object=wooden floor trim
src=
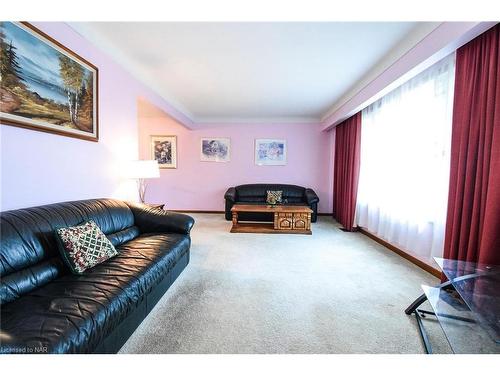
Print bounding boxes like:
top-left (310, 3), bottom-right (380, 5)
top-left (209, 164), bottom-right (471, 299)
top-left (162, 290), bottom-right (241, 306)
top-left (357, 227), bottom-right (441, 278)
top-left (170, 210), bottom-right (225, 214)
top-left (170, 210), bottom-right (333, 215)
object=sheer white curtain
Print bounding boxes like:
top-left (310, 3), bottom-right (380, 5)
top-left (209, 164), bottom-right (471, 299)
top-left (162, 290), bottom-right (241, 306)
top-left (355, 54), bottom-right (456, 266)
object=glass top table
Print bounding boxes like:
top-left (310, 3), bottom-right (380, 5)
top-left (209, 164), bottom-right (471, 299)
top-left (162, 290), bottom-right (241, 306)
top-left (407, 257), bottom-right (500, 354)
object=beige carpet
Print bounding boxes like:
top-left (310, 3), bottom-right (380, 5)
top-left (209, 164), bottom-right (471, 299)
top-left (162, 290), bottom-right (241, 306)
top-left (120, 214), bottom-right (451, 354)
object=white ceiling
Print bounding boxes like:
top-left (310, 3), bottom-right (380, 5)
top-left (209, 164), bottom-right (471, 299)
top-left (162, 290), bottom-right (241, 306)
top-left (70, 22), bottom-right (431, 124)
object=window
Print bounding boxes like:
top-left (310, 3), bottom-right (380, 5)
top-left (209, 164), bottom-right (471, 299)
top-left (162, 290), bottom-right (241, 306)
top-left (356, 54), bottom-right (455, 266)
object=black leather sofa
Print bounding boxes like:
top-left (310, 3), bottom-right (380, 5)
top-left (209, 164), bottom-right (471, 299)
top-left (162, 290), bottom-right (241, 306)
top-left (224, 184), bottom-right (320, 223)
top-left (0, 198), bottom-right (194, 354)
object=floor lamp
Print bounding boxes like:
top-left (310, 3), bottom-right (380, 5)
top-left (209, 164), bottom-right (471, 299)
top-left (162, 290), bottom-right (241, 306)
top-left (128, 160), bottom-right (160, 203)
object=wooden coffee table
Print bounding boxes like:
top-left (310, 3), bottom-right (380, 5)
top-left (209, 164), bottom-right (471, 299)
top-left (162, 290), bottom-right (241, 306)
top-left (230, 204), bottom-right (313, 235)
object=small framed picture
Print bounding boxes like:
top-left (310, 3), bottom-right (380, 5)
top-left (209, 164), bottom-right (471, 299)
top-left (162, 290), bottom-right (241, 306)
top-left (151, 135), bottom-right (177, 169)
top-left (200, 138), bottom-right (231, 162)
top-left (255, 139), bottom-right (287, 166)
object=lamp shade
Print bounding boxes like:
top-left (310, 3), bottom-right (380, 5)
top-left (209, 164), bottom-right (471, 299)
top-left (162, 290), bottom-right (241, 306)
top-left (127, 160), bottom-right (160, 179)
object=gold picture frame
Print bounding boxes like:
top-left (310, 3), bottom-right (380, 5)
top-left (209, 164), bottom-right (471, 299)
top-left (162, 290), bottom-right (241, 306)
top-left (151, 135), bottom-right (177, 169)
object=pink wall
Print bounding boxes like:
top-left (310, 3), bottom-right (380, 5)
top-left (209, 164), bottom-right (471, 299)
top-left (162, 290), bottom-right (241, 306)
top-left (138, 100), bottom-right (334, 213)
top-left (0, 22), bottom-right (178, 211)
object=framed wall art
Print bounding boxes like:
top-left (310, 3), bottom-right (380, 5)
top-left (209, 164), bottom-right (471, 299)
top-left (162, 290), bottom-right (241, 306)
top-left (151, 135), bottom-right (177, 169)
top-left (200, 137), bottom-right (230, 162)
top-left (255, 139), bottom-right (287, 166)
top-left (0, 22), bottom-right (98, 141)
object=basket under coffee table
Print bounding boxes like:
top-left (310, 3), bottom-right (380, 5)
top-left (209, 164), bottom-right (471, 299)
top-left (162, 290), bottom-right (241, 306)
top-left (230, 204), bottom-right (313, 234)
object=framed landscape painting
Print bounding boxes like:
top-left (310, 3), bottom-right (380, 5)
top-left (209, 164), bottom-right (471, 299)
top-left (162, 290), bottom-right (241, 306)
top-left (255, 139), bottom-right (287, 166)
top-left (0, 22), bottom-right (98, 141)
top-left (151, 135), bottom-right (177, 169)
top-left (200, 137), bottom-right (230, 162)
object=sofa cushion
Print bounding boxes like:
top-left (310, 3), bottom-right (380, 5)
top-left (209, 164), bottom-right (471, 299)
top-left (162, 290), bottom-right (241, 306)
top-left (0, 233), bottom-right (190, 354)
top-left (238, 196), bottom-right (266, 203)
top-left (56, 220), bottom-right (118, 274)
top-left (236, 184), bottom-right (305, 200)
top-left (0, 199), bottom-right (137, 305)
top-left (266, 190), bottom-right (283, 204)
top-left (284, 197), bottom-right (304, 204)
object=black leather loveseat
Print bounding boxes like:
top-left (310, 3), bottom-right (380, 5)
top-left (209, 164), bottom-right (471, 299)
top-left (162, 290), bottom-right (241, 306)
top-left (0, 198), bottom-right (194, 354)
top-left (224, 184), bottom-right (320, 223)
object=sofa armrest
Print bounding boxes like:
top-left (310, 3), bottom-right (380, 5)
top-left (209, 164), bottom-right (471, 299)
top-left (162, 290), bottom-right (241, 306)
top-left (126, 202), bottom-right (195, 235)
top-left (304, 188), bottom-right (320, 205)
top-left (224, 187), bottom-right (237, 202)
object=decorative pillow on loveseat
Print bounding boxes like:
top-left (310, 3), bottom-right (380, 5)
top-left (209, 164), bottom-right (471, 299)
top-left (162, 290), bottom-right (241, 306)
top-left (55, 220), bottom-right (118, 274)
top-left (266, 190), bottom-right (283, 205)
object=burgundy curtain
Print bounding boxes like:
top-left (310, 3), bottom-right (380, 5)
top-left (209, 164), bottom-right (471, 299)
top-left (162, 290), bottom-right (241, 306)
top-left (332, 112), bottom-right (362, 231)
top-left (443, 24), bottom-right (500, 265)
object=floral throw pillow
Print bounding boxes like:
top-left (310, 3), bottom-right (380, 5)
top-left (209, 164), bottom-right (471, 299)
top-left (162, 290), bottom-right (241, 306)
top-left (55, 220), bottom-right (118, 274)
top-left (266, 190), bottom-right (283, 205)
